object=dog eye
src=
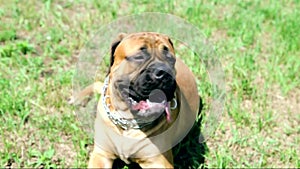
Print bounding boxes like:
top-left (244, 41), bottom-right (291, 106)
top-left (162, 46), bottom-right (171, 57)
top-left (163, 46), bottom-right (169, 52)
top-left (161, 45), bottom-right (175, 64)
top-left (126, 55), bottom-right (145, 62)
top-left (140, 46), bottom-right (147, 51)
top-left (134, 55), bottom-right (144, 61)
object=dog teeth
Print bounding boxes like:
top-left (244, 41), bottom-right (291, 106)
top-left (146, 99), bottom-right (165, 104)
top-left (129, 97), bottom-right (137, 105)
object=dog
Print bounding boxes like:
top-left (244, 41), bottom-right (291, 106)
top-left (71, 32), bottom-right (200, 168)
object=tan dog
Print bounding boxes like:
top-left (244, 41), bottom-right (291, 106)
top-left (73, 32), bottom-right (199, 168)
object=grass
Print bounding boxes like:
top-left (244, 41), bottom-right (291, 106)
top-left (1, 0), bottom-right (299, 168)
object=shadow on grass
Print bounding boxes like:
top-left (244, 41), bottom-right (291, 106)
top-left (112, 98), bottom-right (207, 169)
top-left (172, 97), bottom-right (207, 169)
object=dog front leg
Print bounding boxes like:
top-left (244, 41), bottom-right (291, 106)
top-left (136, 150), bottom-right (174, 168)
top-left (88, 149), bottom-right (114, 168)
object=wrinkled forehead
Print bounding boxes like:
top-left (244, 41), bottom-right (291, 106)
top-left (115, 32), bottom-right (175, 56)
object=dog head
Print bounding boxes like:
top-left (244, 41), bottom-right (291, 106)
top-left (107, 32), bottom-right (177, 119)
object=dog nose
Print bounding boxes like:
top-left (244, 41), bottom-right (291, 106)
top-left (148, 63), bottom-right (174, 80)
top-left (153, 69), bottom-right (165, 79)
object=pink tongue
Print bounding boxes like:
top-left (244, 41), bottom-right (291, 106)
top-left (132, 101), bottom-right (171, 123)
top-left (165, 103), bottom-right (171, 122)
top-left (132, 101), bottom-right (149, 110)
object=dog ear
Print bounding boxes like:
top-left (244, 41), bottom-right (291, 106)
top-left (107, 33), bottom-right (127, 75)
top-left (168, 37), bottom-right (174, 48)
top-left (167, 37), bottom-right (175, 53)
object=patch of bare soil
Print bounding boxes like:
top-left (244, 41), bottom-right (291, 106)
top-left (53, 134), bottom-right (77, 167)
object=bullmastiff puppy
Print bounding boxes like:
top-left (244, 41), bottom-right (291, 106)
top-left (72, 32), bottom-right (199, 168)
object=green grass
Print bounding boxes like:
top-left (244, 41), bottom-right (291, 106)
top-left (1, 0), bottom-right (299, 168)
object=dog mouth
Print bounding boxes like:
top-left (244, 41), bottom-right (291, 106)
top-left (124, 88), bottom-right (173, 122)
top-left (118, 79), bottom-right (176, 123)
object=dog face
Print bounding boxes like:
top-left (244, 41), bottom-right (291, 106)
top-left (108, 32), bottom-right (177, 117)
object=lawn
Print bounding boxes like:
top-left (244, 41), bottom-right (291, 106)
top-left (0, 0), bottom-right (299, 168)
